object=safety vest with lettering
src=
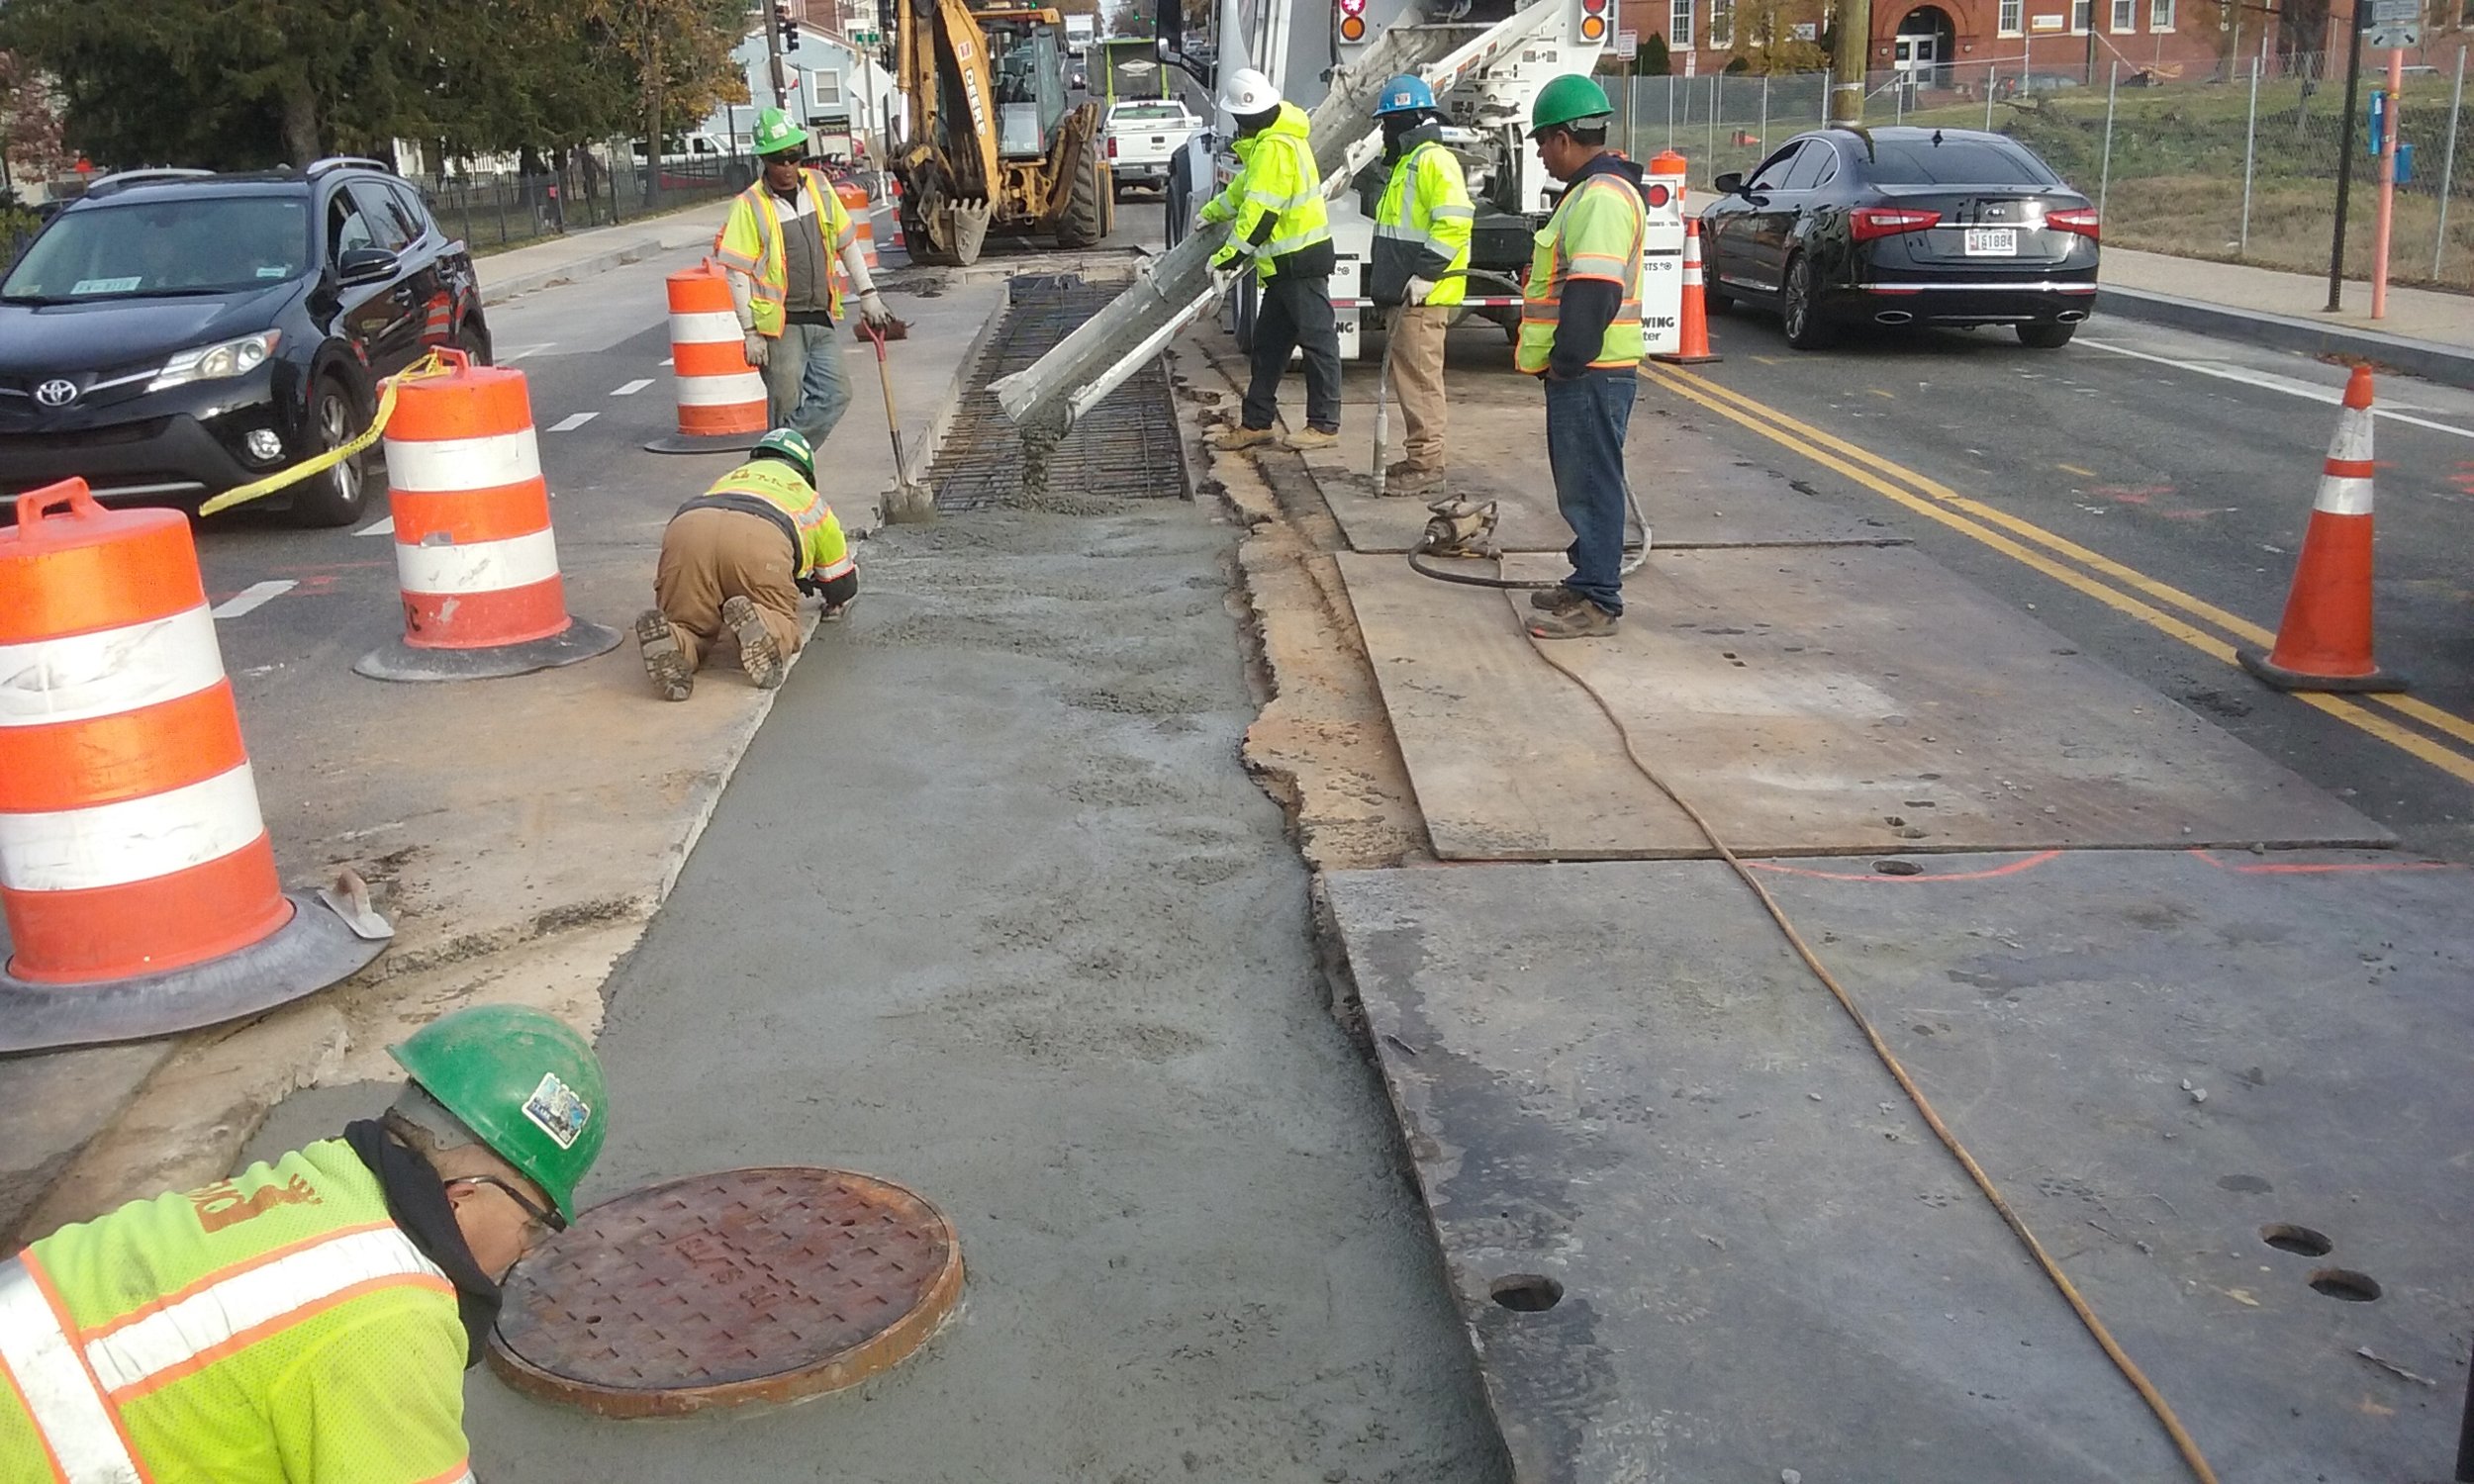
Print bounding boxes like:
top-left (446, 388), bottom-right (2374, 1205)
top-left (1198, 103), bottom-right (1332, 282)
top-left (715, 170), bottom-right (855, 335)
top-left (1371, 139), bottom-right (1474, 308)
top-left (684, 457), bottom-right (853, 583)
top-left (1516, 169), bottom-right (1649, 375)
top-left (0, 1141), bottom-right (472, 1484)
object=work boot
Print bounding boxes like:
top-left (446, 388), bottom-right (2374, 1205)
top-left (635, 609), bottom-right (693, 702)
top-left (1529, 584), bottom-right (1590, 613)
top-left (1383, 460), bottom-right (1443, 497)
top-left (1527, 601), bottom-right (1619, 640)
top-left (1285, 426), bottom-right (1340, 451)
top-left (723, 596), bottom-right (787, 690)
top-left (1212, 424), bottom-right (1277, 451)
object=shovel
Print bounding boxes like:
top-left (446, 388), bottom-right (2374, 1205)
top-left (864, 322), bottom-right (936, 524)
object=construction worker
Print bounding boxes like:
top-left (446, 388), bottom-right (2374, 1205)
top-left (1201, 67), bottom-right (1341, 453)
top-left (1367, 74), bottom-right (1474, 498)
top-left (1518, 74), bottom-right (1648, 641)
top-left (717, 108), bottom-right (898, 447)
top-left (0, 1005), bottom-right (606, 1484)
top-left (637, 426), bottom-right (857, 700)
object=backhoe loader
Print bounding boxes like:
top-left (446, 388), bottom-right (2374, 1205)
top-left (890, 0), bottom-right (1116, 263)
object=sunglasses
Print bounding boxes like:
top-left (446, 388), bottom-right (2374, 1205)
top-left (451, 1175), bottom-right (567, 1235)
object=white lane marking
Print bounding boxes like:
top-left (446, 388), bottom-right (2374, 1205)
top-left (613, 379), bottom-right (654, 397)
top-left (356, 515), bottom-right (395, 537)
top-left (499, 343), bottom-right (556, 361)
top-left (2077, 337), bottom-right (2474, 442)
top-left (548, 412), bottom-right (599, 432)
top-left (661, 357), bottom-right (675, 367)
top-left (210, 581), bottom-right (296, 619)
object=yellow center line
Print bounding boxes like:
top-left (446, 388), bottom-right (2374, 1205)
top-left (1642, 364), bottom-right (2474, 789)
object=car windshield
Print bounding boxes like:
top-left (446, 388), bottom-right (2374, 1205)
top-left (1111, 104), bottom-right (1189, 124)
top-left (1865, 139), bottom-right (2057, 186)
top-left (1, 195), bottom-right (312, 302)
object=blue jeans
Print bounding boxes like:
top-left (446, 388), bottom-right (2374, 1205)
top-left (762, 319), bottom-right (852, 447)
top-left (1546, 370), bottom-right (1639, 614)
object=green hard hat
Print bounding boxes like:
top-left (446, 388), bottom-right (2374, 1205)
top-left (1530, 74), bottom-right (1614, 138)
top-left (388, 1005), bottom-right (608, 1224)
top-left (752, 108), bottom-right (809, 158)
top-left (753, 426), bottom-right (815, 483)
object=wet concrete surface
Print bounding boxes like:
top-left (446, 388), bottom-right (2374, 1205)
top-left (264, 493), bottom-right (1508, 1480)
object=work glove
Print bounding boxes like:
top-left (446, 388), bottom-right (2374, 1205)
top-left (1405, 275), bottom-right (1438, 306)
top-left (742, 330), bottom-right (769, 368)
top-left (859, 290), bottom-right (895, 329)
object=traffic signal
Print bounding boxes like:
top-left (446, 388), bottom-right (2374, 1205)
top-left (777, 1), bottom-right (801, 50)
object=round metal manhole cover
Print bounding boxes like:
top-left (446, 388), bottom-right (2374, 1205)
top-left (488, 1165), bottom-right (963, 1417)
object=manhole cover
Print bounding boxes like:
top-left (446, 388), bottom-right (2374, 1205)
top-left (488, 1165), bottom-right (963, 1417)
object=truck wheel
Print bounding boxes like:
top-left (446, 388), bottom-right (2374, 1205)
top-left (1057, 136), bottom-right (1105, 248)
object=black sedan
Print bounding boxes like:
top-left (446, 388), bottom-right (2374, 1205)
top-left (1699, 126), bottom-right (2099, 350)
top-left (0, 159), bottom-right (490, 526)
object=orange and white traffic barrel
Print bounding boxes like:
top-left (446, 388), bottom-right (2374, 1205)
top-left (0, 479), bottom-right (387, 1051)
top-left (645, 263), bottom-right (769, 456)
top-left (838, 183), bottom-right (879, 273)
top-left (356, 349), bottom-right (620, 682)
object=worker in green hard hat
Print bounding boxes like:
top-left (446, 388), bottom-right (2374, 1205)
top-left (1518, 74), bottom-right (1650, 641)
top-left (0, 1004), bottom-right (607, 1484)
top-left (716, 107), bottom-right (898, 447)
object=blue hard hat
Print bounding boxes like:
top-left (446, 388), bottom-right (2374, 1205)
top-left (1375, 74), bottom-right (1437, 117)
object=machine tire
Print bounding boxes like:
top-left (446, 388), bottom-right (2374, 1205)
top-left (286, 375), bottom-right (372, 528)
top-left (2017, 321), bottom-right (2076, 349)
top-left (456, 321), bottom-right (494, 366)
top-left (1057, 135), bottom-right (1106, 248)
top-left (1780, 253), bottom-right (1833, 350)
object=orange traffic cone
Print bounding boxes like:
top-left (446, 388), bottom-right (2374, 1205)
top-left (1654, 218), bottom-right (1721, 366)
top-left (2236, 364), bottom-right (2408, 693)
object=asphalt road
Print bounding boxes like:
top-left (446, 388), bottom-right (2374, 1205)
top-left (1651, 304), bottom-right (2474, 862)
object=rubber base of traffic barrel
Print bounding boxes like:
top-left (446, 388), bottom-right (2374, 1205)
top-left (2236, 646), bottom-right (2411, 694)
top-left (642, 432), bottom-right (766, 456)
top-left (0, 891), bottom-right (390, 1053)
top-left (354, 618), bottom-right (623, 684)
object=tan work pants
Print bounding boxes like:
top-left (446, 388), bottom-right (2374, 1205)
top-left (653, 507), bottom-right (806, 672)
top-left (1389, 304), bottom-right (1451, 474)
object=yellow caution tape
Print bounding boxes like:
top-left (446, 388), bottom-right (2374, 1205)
top-left (197, 349), bottom-right (463, 518)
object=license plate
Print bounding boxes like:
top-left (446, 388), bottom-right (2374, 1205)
top-left (1964, 228), bottom-right (2019, 256)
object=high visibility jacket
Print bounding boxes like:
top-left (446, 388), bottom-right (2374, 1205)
top-left (1198, 103), bottom-right (1333, 282)
top-left (716, 170), bottom-right (855, 335)
top-left (0, 1142), bottom-right (471, 1484)
top-left (1516, 159), bottom-right (1649, 376)
top-left (1370, 132), bottom-right (1474, 308)
top-left (685, 458), bottom-right (853, 583)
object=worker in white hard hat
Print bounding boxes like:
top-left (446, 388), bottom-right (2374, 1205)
top-left (1200, 67), bottom-right (1342, 454)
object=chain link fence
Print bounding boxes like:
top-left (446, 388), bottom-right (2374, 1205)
top-left (1616, 72), bottom-right (1834, 184)
top-left (409, 139), bottom-right (750, 256)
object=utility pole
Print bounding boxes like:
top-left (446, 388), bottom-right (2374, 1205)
top-left (769, 0), bottom-right (791, 107)
top-left (2327, 0), bottom-right (2366, 312)
top-left (1829, 0), bottom-right (1870, 126)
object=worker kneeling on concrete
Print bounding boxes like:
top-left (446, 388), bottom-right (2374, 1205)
top-left (639, 427), bottom-right (856, 699)
top-left (1520, 75), bottom-right (1649, 641)
top-left (0, 1005), bottom-right (605, 1484)
top-left (1367, 73), bottom-right (1475, 497)
top-left (1202, 68), bottom-right (1342, 453)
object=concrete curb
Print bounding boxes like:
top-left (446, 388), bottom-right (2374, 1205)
top-left (481, 239), bottom-right (671, 307)
top-left (2095, 284), bottom-right (2474, 392)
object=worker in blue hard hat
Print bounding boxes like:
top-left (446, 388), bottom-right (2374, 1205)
top-left (1367, 73), bottom-right (1475, 498)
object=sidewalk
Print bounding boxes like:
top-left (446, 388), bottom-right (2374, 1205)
top-left (475, 198), bottom-right (733, 307)
top-left (2097, 244), bottom-right (2474, 387)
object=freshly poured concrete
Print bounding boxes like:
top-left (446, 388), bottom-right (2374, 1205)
top-left (1337, 546), bottom-right (2390, 859)
top-left (1328, 849), bottom-right (2474, 1484)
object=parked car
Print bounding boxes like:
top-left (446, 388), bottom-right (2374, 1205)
top-left (1103, 99), bottom-right (1204, 198)
top-left (1698, 126), bottom-right (2099, 350)
top-left (0, 158), bottom-right (488, 525)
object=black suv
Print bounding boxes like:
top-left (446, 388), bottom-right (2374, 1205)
top-left (0, 158), bottom-right (490, 526)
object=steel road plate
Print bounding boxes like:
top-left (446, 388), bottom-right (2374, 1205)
top-left (488, 1165), bottom-right (963, 1417)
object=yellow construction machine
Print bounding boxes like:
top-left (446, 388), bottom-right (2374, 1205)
top-left (890, 0), bottom-right (1114, 263)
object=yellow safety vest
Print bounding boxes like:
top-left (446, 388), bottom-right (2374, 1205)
top-left (1375, 140), bottom-right (1474, 307)
top-left (1198, 103), bottom-right (1332, 282)
top-left (693, 457), bottom-right (854, 582)
top-left (0, 1142), bottom-right (472, 1484)
top-left (715, 170), bottom-right (855, 335)
top-left (1516, 170), bottom-right (1648, 375)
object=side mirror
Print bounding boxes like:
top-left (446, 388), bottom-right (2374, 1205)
top-left (1712, 171), bottom-right (1745, 195)
top-left (1155, 0), bottom-right (1183, 52)
top-left (336, 246), bottom-right (399, 287)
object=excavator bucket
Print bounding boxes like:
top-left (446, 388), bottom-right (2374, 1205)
top-left (942, 201), bottom-right (994, 266)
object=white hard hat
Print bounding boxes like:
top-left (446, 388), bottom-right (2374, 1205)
top-left (1218, 67), bottom-right (1280, 117)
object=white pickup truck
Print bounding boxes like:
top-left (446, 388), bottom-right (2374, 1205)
top-left (1102, 100), bottom-right (1202, 199)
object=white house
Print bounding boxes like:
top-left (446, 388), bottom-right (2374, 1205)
top-left (707, 24), bottom-right (904, 168)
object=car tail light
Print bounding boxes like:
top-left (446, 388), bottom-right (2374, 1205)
top-left (1106, 136), bottom-right (1118, 158)
top-left (2048, 207), bottom-right (2101, 241)
top-left (1850, 207), bottom-right (1941, 242)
